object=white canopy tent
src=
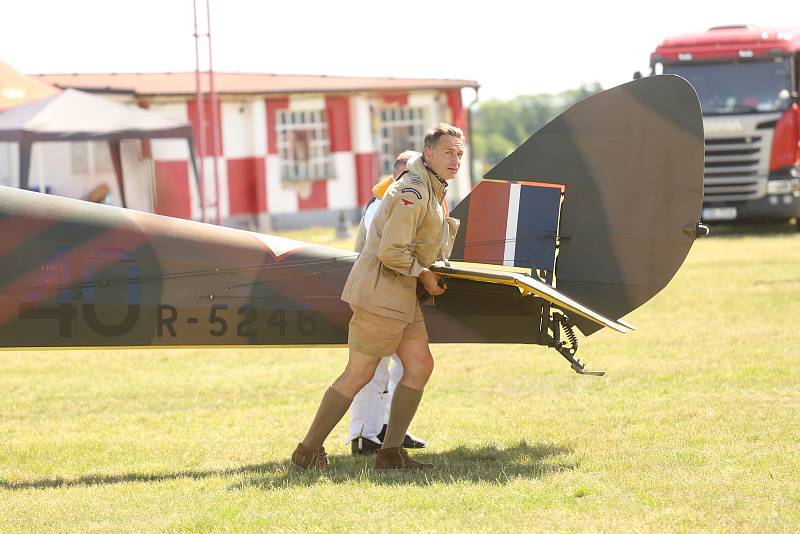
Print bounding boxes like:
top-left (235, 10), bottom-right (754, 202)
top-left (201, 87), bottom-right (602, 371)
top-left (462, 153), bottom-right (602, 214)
top-left (0, 88), bottom-right (200, 212)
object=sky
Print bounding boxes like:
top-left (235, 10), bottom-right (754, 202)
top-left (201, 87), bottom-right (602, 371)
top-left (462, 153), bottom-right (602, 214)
top-left (1, 0), bottom-right (797, 101)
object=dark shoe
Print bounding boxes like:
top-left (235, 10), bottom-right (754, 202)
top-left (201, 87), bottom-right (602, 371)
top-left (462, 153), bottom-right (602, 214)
top-left (402, 431), bottom-right (427, 449)
top-left (291, 443), bottom-right (329, 470)
top-left (350, 436), bottom-right (382, 455)
top-left (377, 424), bottom-right (427, 449)
top-left (375, 446), bottom-right (433, 470)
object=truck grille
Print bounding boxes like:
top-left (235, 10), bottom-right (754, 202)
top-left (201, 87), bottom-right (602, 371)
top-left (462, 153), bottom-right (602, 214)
top-left (703, 136), bottom-right (765, 202)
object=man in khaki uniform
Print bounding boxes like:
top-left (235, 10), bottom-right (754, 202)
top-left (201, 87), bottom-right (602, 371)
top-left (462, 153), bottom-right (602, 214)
top-left (347, 151), bottom-right (428, 455)
top-left (292, 123), bottom-right (464, 470)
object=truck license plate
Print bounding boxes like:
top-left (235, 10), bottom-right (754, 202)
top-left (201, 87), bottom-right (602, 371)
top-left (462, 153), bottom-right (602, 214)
top-left (702, 207), bottom-right (737, 221)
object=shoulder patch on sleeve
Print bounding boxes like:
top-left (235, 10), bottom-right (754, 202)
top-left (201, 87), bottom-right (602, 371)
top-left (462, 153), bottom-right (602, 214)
top-left (401, 187), bottom-right (423, 200)
top-left (410, 176), bottom-right (423, 186)
top-left (401, 198), bottom-right (415, 206)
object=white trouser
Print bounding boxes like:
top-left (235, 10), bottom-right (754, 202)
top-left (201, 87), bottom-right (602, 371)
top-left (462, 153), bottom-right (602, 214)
top-left (345, 353), bottom-right (404, 443)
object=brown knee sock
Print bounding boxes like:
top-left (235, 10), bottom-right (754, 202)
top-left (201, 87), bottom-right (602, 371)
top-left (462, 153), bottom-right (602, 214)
top-left (301, 386), bottom-right (353, 450)
top-left (382, 384), bottom-right (424, 449)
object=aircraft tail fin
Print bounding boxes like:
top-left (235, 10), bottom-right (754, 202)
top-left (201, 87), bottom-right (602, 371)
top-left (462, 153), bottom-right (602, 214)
top-left (450, 75), bottom-right (704, 335)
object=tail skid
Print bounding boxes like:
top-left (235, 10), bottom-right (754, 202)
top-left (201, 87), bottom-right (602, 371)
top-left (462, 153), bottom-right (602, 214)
top-left (543, 311), bottom-right (605, 376)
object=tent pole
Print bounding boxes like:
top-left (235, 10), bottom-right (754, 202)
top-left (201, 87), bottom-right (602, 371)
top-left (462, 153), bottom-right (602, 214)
top-left (109, 141), bottom-right (127, 207)
top-left (35, 143), bottom-right (46, 194)
top-left (18, 140), bottom-right (31, 191)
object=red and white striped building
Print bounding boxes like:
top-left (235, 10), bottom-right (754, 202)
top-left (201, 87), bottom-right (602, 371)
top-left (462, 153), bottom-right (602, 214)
top-left (33, 72), bottom-right (479, 230)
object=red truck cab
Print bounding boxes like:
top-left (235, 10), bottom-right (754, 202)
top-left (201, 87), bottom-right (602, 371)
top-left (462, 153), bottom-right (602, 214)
top-left (651, 25), bottom-right (800, 227)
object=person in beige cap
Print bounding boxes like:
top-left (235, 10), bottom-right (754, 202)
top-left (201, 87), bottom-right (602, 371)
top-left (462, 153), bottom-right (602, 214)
top-left (292, 123), bottom-right (463, 470)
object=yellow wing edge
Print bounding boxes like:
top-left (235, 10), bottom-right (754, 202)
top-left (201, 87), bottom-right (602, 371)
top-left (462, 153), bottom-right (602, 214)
top-left (430, 262), bottom-right (632, 334)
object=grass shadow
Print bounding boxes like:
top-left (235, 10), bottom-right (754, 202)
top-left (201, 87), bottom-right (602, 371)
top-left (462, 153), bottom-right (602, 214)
top-left (0, 462), bottom-right (274, 491)
top-left (238, 440), bottom-right (576, 489)
top-left (0, 441), bottom-right (574, 491)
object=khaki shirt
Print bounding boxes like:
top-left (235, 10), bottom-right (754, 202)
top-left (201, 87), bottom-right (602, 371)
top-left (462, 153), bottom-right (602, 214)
top-left (342, 155), bottom-right (459, 322)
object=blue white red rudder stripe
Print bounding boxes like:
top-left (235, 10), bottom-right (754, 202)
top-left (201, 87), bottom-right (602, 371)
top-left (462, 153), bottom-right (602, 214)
top-left (449, 180), bottom-right (564, 276)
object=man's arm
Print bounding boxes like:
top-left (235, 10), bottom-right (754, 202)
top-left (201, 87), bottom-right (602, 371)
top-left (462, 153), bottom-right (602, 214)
top-left (378, 186), bottom-right (426, 277)
top-left (377, 184), bottom-right (446, 296)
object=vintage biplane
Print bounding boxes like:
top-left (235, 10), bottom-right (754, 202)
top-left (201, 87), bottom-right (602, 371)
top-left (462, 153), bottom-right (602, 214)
top-left (0, 75), bottom-right (706, 375)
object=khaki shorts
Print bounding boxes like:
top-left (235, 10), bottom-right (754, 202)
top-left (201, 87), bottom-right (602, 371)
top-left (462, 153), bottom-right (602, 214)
top-left (348, 304), bottom-right (428, 358)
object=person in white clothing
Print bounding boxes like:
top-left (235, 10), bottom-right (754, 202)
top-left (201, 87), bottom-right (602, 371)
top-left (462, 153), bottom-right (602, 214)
top-left (346, 150), bottom-right (428, 454)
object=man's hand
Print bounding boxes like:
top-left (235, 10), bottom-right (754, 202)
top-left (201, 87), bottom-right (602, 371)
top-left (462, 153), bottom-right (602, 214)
top-left (419, 269), bottom-right (447, 296)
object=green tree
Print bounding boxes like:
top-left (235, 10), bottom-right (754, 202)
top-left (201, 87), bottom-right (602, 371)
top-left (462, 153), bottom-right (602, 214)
top-left (471, 82), bottom-right (603, 177)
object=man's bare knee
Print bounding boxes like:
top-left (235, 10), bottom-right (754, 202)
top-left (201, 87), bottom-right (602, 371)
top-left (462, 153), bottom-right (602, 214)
top-left (408, 355), bottom-right (433, 380)
top-left (395, 341), bottom-right (435, 387)
top-left (332, 350), bottom-right (380, 397)
top-left (423, 356), bottom-right (434, 377)
top-left (399, 354), bottom-right (433, 386)
top-left (334, 369), bottom-right (373, 398)
top-left (351, 364), bottom-right (379, 387)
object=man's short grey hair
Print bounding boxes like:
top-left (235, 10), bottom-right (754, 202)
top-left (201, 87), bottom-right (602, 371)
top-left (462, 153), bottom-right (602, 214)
top-left (423, 123), bottom-right (464, 149)
top-left (393, 150), bottom-right (420, 175)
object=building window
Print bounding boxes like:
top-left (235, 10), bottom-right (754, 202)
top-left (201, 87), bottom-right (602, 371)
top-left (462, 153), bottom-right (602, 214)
top-left (71, 141), bottom-right (114, 176)
top-left (378, 107), bottom-right (426, 175)
top-left (276, 109), bottom-right (333, 182)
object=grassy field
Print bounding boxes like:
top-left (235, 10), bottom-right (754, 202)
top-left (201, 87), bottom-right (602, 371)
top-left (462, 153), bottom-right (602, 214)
top-left (1, 225), bottom-right (800, 532)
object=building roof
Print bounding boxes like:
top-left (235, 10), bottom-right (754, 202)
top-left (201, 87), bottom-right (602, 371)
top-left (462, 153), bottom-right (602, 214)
top-left (32, 71), bottom-right (480, 97)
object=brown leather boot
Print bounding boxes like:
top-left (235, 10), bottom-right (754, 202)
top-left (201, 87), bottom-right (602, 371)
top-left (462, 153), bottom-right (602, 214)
top-left (291, 443), bottom-right (329, 470)
top-left (375, 446), bottom-right (433, 470)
